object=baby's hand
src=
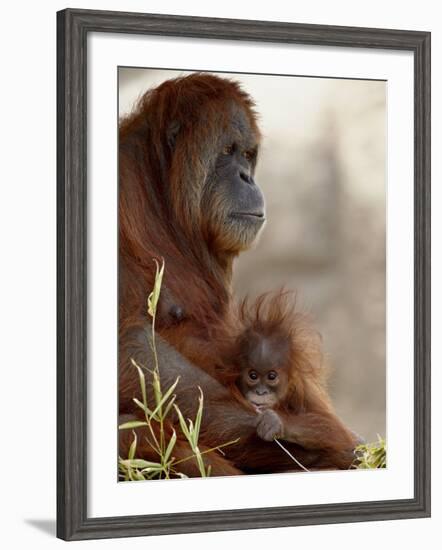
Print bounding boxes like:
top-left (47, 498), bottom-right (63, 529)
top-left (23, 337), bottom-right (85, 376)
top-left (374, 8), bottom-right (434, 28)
top-left (252, 403), bottom-right (268, 413)
top-left (256, 409), bottom-right (284, 441)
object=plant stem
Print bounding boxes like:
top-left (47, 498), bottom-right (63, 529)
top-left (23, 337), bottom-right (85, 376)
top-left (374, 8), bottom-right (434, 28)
top-left (173, 438), bottom-right (241, 467)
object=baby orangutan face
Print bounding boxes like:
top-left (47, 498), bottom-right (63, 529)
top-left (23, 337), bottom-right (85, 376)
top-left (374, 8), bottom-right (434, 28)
top-left (237, 332), bottom-right (290, 411)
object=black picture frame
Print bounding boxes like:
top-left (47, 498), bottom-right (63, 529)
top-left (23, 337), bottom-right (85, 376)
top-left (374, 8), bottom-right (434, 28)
top-left (57, 8), bottom-right (431, 541)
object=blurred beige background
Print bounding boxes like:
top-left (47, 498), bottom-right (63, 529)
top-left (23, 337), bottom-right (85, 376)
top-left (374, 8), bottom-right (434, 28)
top-left (119, 68), bottom-right (386, 443)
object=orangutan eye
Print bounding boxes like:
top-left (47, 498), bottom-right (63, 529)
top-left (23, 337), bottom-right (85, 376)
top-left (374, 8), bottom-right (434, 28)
top-left (243, 150), bottom-right (253, 161)
top-left (248, 370), bottom-right (258, 380)
top-left (223, 144), bottom-right (235, 155)
top-left (267, 371), bottom-right (278, 381)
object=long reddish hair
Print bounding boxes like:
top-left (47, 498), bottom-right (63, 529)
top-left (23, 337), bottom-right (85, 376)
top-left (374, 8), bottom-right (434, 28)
top-left (119, 73), bottom-right (261, 360)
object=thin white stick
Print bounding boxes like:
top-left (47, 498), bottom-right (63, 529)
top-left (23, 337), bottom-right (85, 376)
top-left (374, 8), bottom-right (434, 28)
top-left (274, 438), bottom-right (310, 472)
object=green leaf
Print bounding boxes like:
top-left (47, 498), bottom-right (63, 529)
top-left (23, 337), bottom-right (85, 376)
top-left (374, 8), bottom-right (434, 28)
top-left (118, 420), bottom-right (148, 430)
top-left (195, 447), bottom-right (206, 477)
top-left (149, 377), bottom-right (180, 421)
top-left (120, 459), bottom-right (162, 469)
top-left (147, 258), bottom-right (165, 318)
top-left (194, 387), bottom-right (204, 442)
top-left (162, 394), bottom-right (177, 419)
top-left (151, 369), bottom-right (162, 408)
top-left (164, 429), bottom-right (177, 464)
top-left (128, 431), bottom-right (137, 460)
top-left (141, 465), bottom-right (163, 473)
top-left (174, 404), bottom-right (190, 439)
top-left (133, 397), bottom-right (156, 419)
top-left (131, 359), bottom-right (148, 411)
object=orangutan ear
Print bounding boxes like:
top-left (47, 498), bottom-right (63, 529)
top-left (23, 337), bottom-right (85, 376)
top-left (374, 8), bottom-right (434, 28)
top-left (167, 120), bottom-right (181, 149)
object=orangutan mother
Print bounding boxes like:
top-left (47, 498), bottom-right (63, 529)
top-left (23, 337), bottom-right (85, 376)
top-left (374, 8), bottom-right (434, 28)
top-left (118, 73), bottom-right (358, 476)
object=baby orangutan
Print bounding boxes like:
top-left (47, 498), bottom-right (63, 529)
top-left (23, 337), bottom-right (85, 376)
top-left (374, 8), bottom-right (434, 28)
top-left (221, 291), bottom-right (357, 454)
top-left (231, 292), bottom-right (311, 443)
top-left (235, 329), bottom-right (293, 442)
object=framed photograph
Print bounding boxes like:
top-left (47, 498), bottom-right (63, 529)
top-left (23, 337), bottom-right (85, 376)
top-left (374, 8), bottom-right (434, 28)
top-left (57, 8), bottom-right (431, 541)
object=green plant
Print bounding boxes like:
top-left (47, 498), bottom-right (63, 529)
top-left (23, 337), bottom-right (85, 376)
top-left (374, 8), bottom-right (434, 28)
top-left (118, 259), bottom-right (386, 479)
top-left (118, 259), bottom-right (239, 481)
top-left (352, 435), bottom-right (386, 469)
